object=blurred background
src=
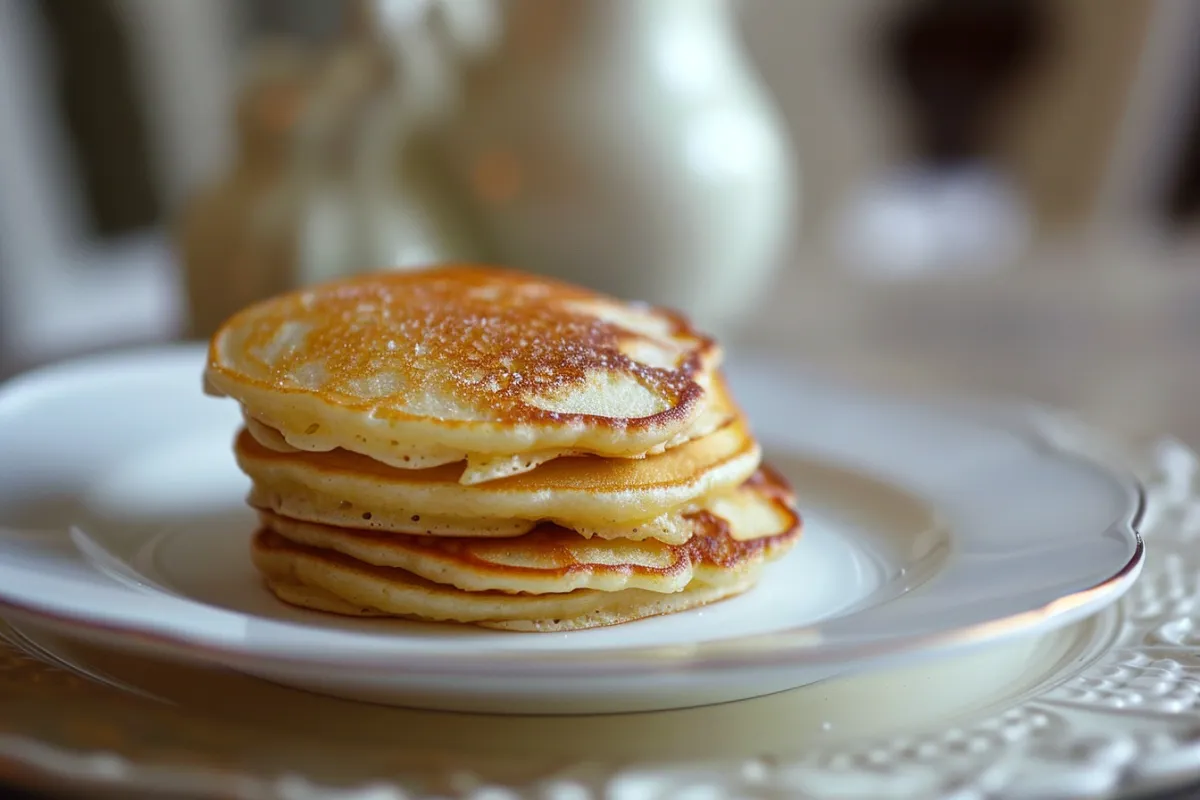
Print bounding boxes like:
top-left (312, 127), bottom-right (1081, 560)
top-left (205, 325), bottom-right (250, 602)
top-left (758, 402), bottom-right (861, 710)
top-left (2, 0), bottom-right (1200, 444)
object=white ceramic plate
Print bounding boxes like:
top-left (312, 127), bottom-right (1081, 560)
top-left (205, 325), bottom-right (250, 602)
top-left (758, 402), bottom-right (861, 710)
top-left (0, 346), bottom-right (1143, 713)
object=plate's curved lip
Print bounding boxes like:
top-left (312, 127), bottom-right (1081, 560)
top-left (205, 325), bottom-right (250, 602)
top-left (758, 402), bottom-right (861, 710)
top-left (0, 345), bottom-right (1147, 678)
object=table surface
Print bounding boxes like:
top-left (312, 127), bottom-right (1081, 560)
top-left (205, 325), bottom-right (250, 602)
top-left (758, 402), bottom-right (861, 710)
top-left (737, 232), bottom-right (1200, 450)
top-left (4, 231), bottom-right (1200, 799)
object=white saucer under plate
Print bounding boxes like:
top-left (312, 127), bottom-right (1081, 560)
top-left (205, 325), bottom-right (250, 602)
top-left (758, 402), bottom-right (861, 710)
top-left (0, 345), bottom-right (1143, 714)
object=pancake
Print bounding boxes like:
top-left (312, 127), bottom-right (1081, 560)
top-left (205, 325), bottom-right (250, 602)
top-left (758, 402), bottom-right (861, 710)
top-left (235, 416), bottom-right (762, 540)
top-left (240, 368), bottom-right (738, 485)
top-left (207, 265), bottom-right (802, 632)
top-left (256, 468), bottom-right (800, 594)
top-left (205, 265), bottom-right (721, 480)
top-left (247, 480), bottom-right (696, 542)
top-left (252, 529), bottom-right (782, 632)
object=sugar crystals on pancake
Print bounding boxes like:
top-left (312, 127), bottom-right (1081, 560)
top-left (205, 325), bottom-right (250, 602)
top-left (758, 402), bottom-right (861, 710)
top-left (205, 265), bottom-right (722, 483)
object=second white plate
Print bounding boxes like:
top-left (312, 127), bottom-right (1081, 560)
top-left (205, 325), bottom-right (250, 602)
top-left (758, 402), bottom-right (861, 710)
top-left (0, 346), bottom-right (1143, 713)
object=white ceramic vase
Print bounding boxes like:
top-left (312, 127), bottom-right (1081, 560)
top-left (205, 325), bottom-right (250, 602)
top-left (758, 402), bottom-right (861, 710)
top-left (437, 0), bottom-right (797, 331)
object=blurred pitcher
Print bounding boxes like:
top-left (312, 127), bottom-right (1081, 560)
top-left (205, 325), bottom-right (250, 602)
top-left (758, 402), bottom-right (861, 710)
top-left (436, 0), bottom-right (798, 332)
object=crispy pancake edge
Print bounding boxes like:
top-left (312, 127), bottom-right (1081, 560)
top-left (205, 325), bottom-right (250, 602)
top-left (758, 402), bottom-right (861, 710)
top-left (255, 466), bottom-right (802, 594)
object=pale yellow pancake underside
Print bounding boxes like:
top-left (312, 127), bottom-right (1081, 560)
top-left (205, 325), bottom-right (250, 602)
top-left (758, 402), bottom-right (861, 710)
top-left (236, 419), bottom-right (762, 539)
top-left (253, 531), bottom-right (768, 633)
top-left (256, 474), bottom-right (799, 594)
top-left (239, 368), bottom-right (735, 484)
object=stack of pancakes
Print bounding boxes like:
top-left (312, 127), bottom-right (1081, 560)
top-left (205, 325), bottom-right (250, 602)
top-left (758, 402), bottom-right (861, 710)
top-left (204, 265), bottom-right (801, 631)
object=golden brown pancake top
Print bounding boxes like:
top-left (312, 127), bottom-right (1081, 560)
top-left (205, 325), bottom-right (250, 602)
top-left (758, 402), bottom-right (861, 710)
top-left (207, 265), bottom-right (716, 428)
